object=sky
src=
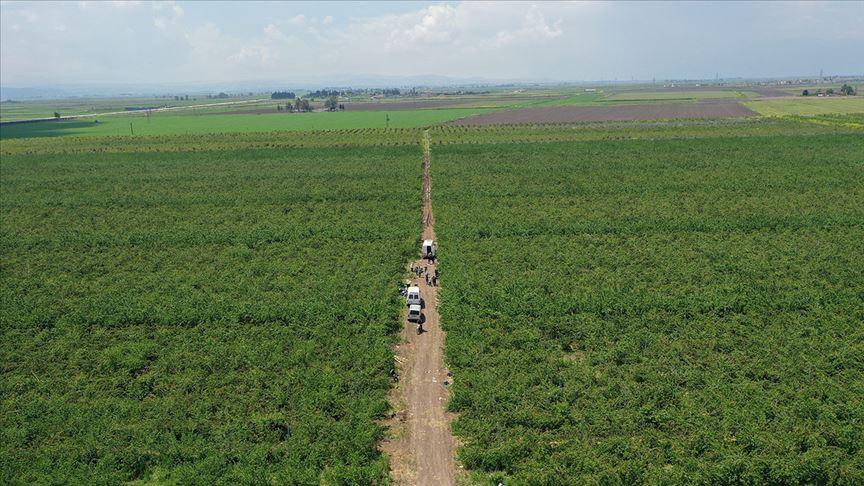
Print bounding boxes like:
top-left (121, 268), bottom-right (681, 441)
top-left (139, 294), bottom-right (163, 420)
top-left (1, 0), bottom-right (863, 87)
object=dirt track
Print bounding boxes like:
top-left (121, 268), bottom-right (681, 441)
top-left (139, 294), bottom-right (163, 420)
top-left (451, 101), bottom-right (757, 125)
top-left (381, 131), bottom-right (456, 486)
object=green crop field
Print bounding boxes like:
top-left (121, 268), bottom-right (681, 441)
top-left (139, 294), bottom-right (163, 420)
top-left (0, 108), bottom-right (496, 139)
top-left (745, 97), bottom-right (864, 116)
top-left (516, 92), bottom-right (605, 108)
top-left (433, 131), bottom-right (864, 484)
top-left (0, 96), bottom-right (265, 122)
top-left (0, 133), bottom-right (423, 483)
top-left (429, 117), bottom-right (861, 145)
top-left (780, 85), bottom-right (864, 96)
top-left (604, 90), bottom-right (756, 102)
top-left (2, 116), bottom-right (863, 485)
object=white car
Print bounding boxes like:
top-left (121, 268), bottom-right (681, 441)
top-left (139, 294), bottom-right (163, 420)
top-left (407, 304), bottom-right (422, 322)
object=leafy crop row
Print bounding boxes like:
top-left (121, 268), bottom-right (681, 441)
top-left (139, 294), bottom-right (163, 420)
top-left (0, 141), bottom-right (422, 483)
top-left (434, 134), bottom-right (864, 484)
top-left (0, 127), bottom-right (424, 156)
top-left (428, 117), bottom-right (861, 146)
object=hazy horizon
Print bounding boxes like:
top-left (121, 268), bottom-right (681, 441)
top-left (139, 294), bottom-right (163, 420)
top-left (2, 0), bottom-right (863, 89)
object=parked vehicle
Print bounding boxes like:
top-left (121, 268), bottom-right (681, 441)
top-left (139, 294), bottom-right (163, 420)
top-left (406, 285), bottom-right (421, 306)
top-left (407, 304), bottom-right (422, 322)
top-left (422, 239), bottom-right (436, 259)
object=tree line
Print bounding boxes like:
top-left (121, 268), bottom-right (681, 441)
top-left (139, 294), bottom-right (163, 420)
top-left (802, 84), bottom-right (856, 96)
top-left (307, 88), bottom-right (403, 98)
top-left (274, 96), bottom-right (345, 113)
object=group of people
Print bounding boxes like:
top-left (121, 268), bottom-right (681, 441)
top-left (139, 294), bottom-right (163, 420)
top-left (411, 264), bottom-right (439, 287)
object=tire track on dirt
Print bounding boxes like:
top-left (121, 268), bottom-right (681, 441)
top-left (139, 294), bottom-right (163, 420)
top-left (381, 130), bottom-right (456, 485)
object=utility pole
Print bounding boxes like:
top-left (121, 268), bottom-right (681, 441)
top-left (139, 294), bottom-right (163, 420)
top-left (385, 113), bottom-right (390, 129)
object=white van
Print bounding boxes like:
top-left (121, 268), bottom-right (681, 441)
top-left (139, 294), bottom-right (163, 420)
top-left (407, 304), bottom-right (422, 322)
top-left (422, 239), bottom-right (436, 259)
top-left (406, 286), bottom-right (421, 306)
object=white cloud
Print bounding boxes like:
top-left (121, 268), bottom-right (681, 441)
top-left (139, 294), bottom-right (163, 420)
top-left (485, 7), bottom-right (562, 48)
top-left (263, 23), bottom-right (287, 41)
top-left (393, 4), bottom-right (456, 45)
top-left (288, 14), bottom-right (306, 26)
top-left (79, 0), bottom-right (141, 9)
top-left (153, 1), bottom-right (184, 30)
top-left (3, 1), bottom-right (863, 86)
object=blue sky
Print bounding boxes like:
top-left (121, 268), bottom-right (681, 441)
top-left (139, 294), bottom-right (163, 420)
top-left (1, 1), bottom-right (862, 86)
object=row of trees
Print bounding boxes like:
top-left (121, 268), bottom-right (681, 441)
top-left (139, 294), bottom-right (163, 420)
top-left (307, 87), bottom-right (403, 98)
top-left (271, 91), bottom-right (297, 99)
top-left (324, 96), bottom-right (345, 111)
top-left (274, 96), bottom-right (346, 113)
top-left (276, 98), bottom-right (312, 112)
top-left (802, 84), bottom-right (856, 96)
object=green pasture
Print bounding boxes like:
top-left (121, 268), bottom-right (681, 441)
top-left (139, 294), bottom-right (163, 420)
top-left (0, 108), bottom-right (497, 139)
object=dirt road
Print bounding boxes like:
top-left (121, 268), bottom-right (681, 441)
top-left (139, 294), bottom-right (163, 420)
top-left (382, 131), bottom-right (456, 485)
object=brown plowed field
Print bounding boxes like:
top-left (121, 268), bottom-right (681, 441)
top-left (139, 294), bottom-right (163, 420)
top-left (451, 102), bottom-right (757, 125)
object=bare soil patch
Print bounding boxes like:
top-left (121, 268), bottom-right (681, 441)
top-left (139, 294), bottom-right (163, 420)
top-left (451, 101), bottom-right (757, 125)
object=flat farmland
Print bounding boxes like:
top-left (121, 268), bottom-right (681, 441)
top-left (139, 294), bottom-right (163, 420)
top-left (744, 97), bottom-right (864, 116)
top-left (341, 95), bottom-right (561, 111)
top-left (0, 134), bottom-right (422, 483)
top-left (603, 90), bottom-right (756, 101)
top-left (431, 117), bottom-right (859, 145)
top-left (433, 131), bottom-right (864, 484)
top-left (451, 102), bottom-right (756, 125)
top-left (0, 108), bottom-right (495, 139)
top-left (0, 96), bottom-right (265, 122)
